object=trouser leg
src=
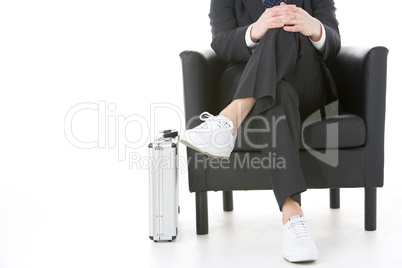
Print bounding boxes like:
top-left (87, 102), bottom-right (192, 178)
top-left (245, 80), bottom-right (306, 210)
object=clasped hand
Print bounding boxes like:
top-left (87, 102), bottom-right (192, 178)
top-left (250, 2), bottom-right (322, 43)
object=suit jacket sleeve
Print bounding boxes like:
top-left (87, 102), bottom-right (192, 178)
top-left (209, 0), bottom-right (341, 63)
top-left (311, 0), bottom-right (341, 60)
top-left (209, 0), bottom-right (252, 63)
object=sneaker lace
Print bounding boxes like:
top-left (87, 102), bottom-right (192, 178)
top-left (289, 218), bottom-right (311, 241)
top-left (199, 112), bottom-right (233, 130)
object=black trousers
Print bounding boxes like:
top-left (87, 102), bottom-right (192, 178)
top-left (219, 29), bottom-right (326, 210)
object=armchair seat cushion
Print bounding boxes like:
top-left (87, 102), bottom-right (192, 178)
top-left (233, 113), bottom-right (366, 152)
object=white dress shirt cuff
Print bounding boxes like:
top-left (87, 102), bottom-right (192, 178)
top-left (246, 22), bottom-right (326, 51)
top-left (309, 22), bottom-right (326, 51)
top-left (245, 24), bottom-right (259, 48)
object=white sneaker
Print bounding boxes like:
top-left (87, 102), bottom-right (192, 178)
top-left (282, 215), bottom-right (318, 263)
top-left (180, 112), bottom-right (237, 159)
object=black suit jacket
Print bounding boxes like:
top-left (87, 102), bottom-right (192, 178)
top-left (209, 0), bottom-right (341, 63)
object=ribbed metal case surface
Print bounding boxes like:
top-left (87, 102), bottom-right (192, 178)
top-left (148, 137), bottom-right (179, 242)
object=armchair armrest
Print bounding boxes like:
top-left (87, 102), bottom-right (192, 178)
top-left (326, 46), bottom-right (389, 187)
top-left (327, 46), bottom-right (389, 118)
top-left (180, 49), bottom-right (226, 129)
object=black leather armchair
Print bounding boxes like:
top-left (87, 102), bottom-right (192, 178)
top-left (179, 46), bottom-right (388, 234)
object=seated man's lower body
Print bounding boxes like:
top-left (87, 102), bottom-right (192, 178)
top-left (181, 29), bottom-right (326, 263)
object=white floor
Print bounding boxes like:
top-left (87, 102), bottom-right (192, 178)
top-left (2, 160), bottom-right (401, 268)
top-left (144, 185), bottom-right (402, 268)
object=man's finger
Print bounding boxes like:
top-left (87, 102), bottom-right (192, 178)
top-left (272, 4), bottom-right (297, 12)
top-left (271, 6), bottom-right (297, 16)
top-left (283, 25), bottom-right (300, 32)
top-left (281, 17), bottom-right (298, 25)
top-left (271, 9), bottom-right (296, 18)
top-left (270, 21), bottom-right (285, 29)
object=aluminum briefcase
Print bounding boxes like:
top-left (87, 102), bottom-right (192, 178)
top-left (148, 130), bottom-right (179, 242)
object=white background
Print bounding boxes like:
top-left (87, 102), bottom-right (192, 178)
top-left (0, 1), bottom-right (401, 267)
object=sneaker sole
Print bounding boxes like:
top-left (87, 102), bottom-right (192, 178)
top-left (180, 139), bottom-right (230, 160)
top-left (283, 257), bottom-right (316, 263)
